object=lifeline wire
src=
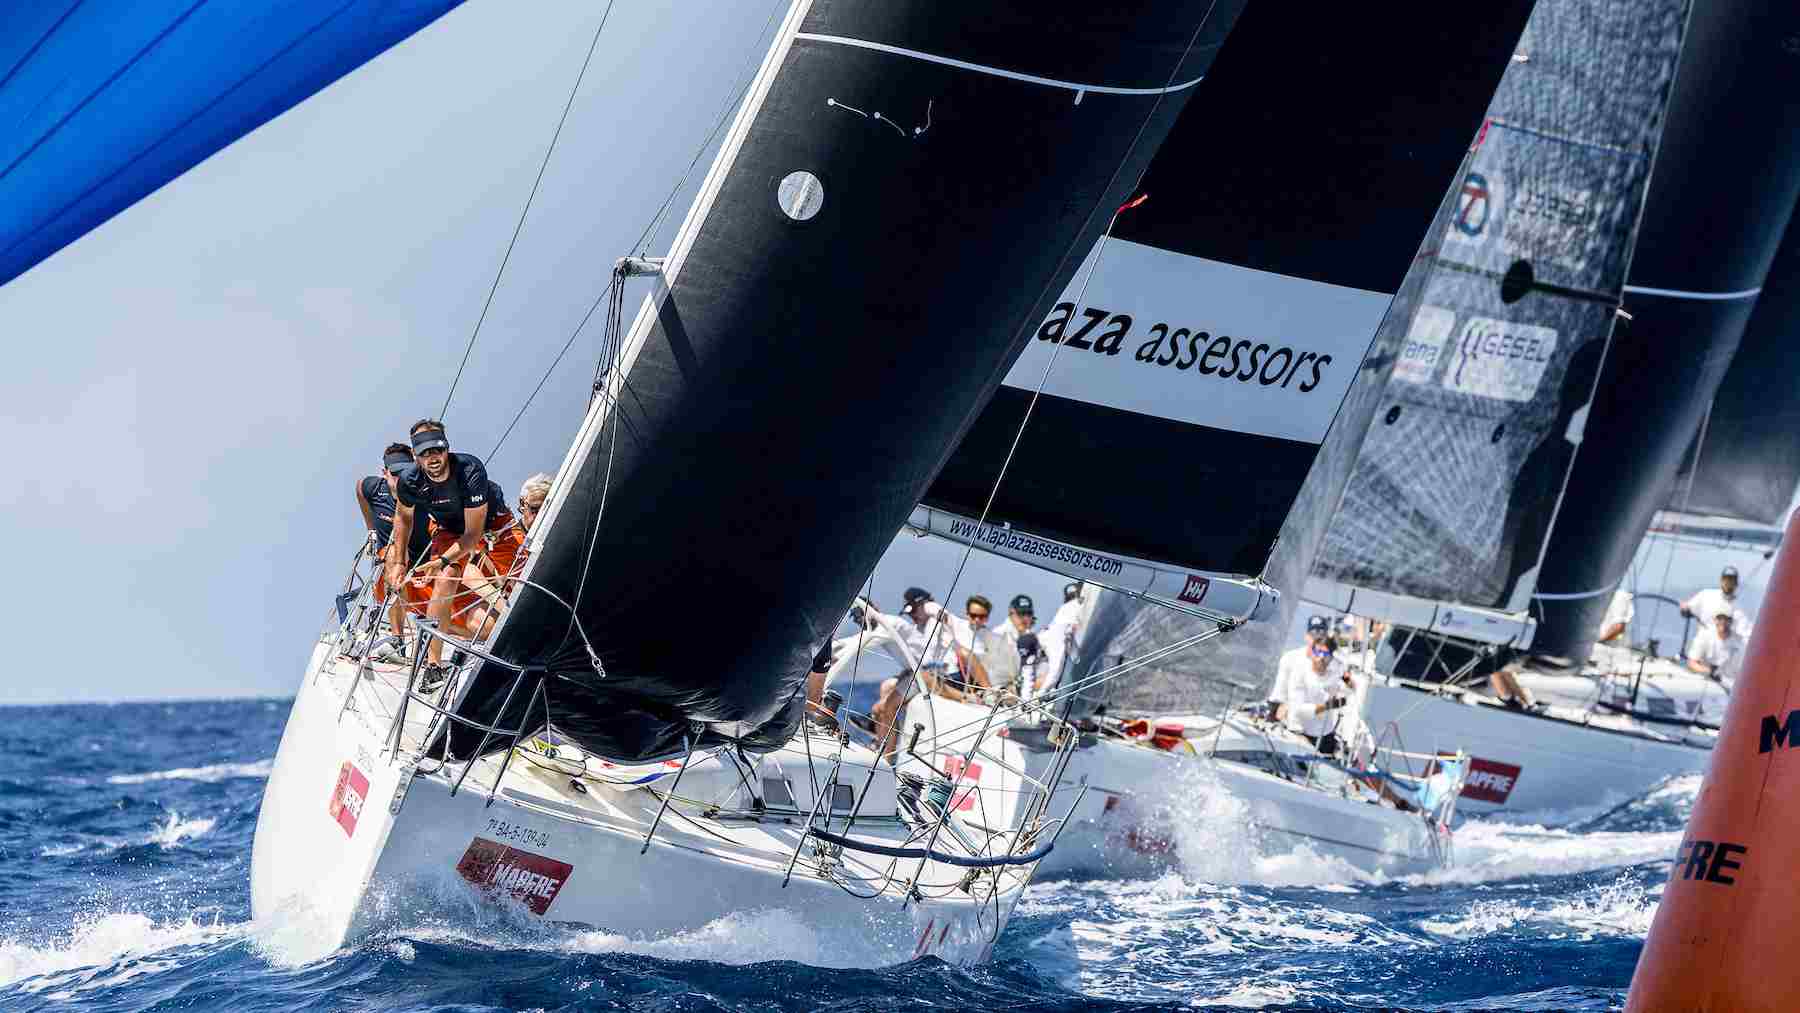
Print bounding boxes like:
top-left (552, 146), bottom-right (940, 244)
top-left (439, 0), bottom-right (617, 420)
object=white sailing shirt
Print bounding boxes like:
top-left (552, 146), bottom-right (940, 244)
top-left (1689, 626), bottom-right (1749, 685)
top-left (989, 620), bottom-right (1037, 692)
top-left (1597, 590), bottom-right (1634, 641)
top-left (1270, 646), bottom-right (1351, 739)
top-left (1683, 587), bottom-right (1753, 637)
top-left (918, 601), bottom-right (1015, 688)
top-left (1037, 599), bottom-right (1083, 696)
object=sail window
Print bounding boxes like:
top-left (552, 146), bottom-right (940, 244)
top-left (777, 171), bottom-right (824, 221)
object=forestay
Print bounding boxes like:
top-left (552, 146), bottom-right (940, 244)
top-left (444, 0), bottom-right (1245, 762)
top-left (1308, 0), bottom-right (1690, 648)
top-left (0, 0), bottom-right (465, 287)
top-left (918, 2), bottom-right (1537, 625)
top-left (1529, 0), bottom-right (1800, 659)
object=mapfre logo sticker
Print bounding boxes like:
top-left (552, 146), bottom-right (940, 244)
top-left (455, 837), bottom-right (574, 916)
top-left (1460, 757), bottom-right (1523, 804)
top-left (327, 761), bottom-right (369, 837)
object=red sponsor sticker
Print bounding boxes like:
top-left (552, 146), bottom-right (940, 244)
top-left (1177, 575), bottom-right (1210, 605)
top-left (327, 761), bottom-right (369, 838)
top-left (455, 836), bottom-right (574, 916)
top-left (940, 755), bottom-right (983, 812)
top-left (1460, 757), bottom-right (1523, 804)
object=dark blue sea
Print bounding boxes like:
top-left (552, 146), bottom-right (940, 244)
top-left (0, 698), bottom-right (1686, 1011)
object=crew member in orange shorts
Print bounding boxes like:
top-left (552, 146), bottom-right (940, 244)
top-left (388, 420), bottom-right (525, 680)
top-left (356, 442), bottom-right (433, 658)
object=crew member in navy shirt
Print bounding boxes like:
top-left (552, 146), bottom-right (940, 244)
top-left (388, 420), bottom-right (525, 672)
top-left (356, 442), bottom-right (434, 652)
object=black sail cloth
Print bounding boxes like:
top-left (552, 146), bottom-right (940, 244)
top-left (442, 0), bottom-right (1244, 761)
top-left (924, 1), bottom-right (1536, 713)
top-left (1667, 210), bottom-right (1800, 528)
top-left (922, 1), bottom-right (1537, 599)
top-left (1530, 0), bottom-right (1800, 660)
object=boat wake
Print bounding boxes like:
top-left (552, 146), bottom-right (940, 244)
top-left (105, 758), bottom-right (274, 786)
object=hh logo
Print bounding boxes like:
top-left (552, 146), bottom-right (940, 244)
top-left (327, 761), bottom-right (369, 838)
top-left (1177, 575), bottom-right (1210, 605)
top-left (1460, 757), bottom-right (1522, 804)
top-left (455, 837), bottom-right (574, 916)
top-left (941, 755), bottom-right (983, 812)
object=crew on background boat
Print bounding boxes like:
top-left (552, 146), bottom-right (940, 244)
top-left (992, 594), bottom-right (1038, 694)
top-left (1270, 617), bottom-right (1357, 754)
top-left (1598, 588), bottom-right (1635, 644)
top-left (388, 420), bottom-right (526, 679)
top-left (516, 472), bottom-right (553, 533)
top-left (1686, 610), bottom-right (1748, 684)
top-left (1681, 565), bottom-right (1754, 635)
top-left (356, 442), bottom-right (433, 660)
top-left (1035, 582), bottom-right (1084, 699)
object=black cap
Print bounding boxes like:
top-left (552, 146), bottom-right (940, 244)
top-left (1010, 594), bottom-right (1034, 614)
top-left (902, 587), bottom-right (933, 611)
top-left (1063, 581), bottom-right (1082, 602)
top-left (411, 426), bottom-right (449, 454)
top-left (382, 451), bottom-right (413, 473)
top-left (1722, 566), bottom-right (1739, 578)
top-left (1306, 615), bottom-right (1330, 635)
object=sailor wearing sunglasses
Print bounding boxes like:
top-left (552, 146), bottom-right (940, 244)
top-left (1268, 615), bottom-right (1359, 755)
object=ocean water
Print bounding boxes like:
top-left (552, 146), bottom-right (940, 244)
top-left (0, 698), bottom-right (1690, 1012)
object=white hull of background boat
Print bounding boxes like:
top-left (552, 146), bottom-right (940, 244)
top-left (907, 696), bottom-right (1448, 882)
top-left (1358, 679), bottom-right (1712, 819)
top-left (251, 640), bottom-right (1033, 967)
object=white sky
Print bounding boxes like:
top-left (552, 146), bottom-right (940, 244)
top-left (0, 1), bottom-right (1070, 704)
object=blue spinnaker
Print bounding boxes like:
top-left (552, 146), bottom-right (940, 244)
top-left (0, 1), bottom-right (463, 287)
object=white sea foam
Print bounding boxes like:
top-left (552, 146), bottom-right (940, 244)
top-left (1411, 819), bottom-right (1679, 886)
top-left (0, 913), bottom-right (242, 994)
top-left (35, 811), bottom-right (216, 858)
top-left (147, 812), bottom-right (215, 848)
top-left (1421, 874), bottom-right (1660, 940)
top-left (106, 758), bottom-right (273, 785)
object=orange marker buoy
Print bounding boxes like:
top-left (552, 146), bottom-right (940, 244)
top-left (1627, 510), bottom-right (1800, 1012)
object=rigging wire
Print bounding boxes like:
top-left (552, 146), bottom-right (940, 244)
top-left (912, 1), bottom-right (1227, 683)
top-left (439, 0), bottom-right (618, 421)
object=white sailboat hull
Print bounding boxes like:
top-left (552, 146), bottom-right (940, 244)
top-left (908, 697), bottom-right (1446, 882)
top-left (252, 643), bottom-right (1028, 968)
top-left (1359, 680), bottom-right (1712, 819)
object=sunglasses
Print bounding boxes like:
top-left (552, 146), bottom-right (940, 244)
top-left (1309, 645), bottom-right (1331, 657)
top-left (967, 611), bottom-right (989, 621)
top-left (416, 446), bottom-right (448, 458)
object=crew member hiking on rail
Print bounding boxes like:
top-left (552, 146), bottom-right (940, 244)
top-left (357, 442), bottom-right (434, 659)
top-left (388, 420), bottom-right (525, 681)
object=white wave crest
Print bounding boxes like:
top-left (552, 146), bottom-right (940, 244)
top-left (147, 812), bottom-right (215, 848)
top-left (107, 758), bottom-right (273, 785)
top-left (35, 811), bottom-right (216, 858)
top-left (1422, 874), bottom-right (1660, 940)
top-left (0, 914), bottom-right (241, 995)
top-left (1410, 819), bottom-right (1679, 886)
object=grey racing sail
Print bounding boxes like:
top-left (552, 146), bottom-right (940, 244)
top-left (916, 1), bottom-right (1536, 627)
top-left (442, 0), bottom-right (1246, 761)
top-left (1529, 0), bottom-right (1800, 659)
top-left (1305, 0), bottom-right (1691, 650)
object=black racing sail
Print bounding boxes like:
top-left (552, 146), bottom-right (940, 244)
top-left (915, 1), bottom-right (1536, 625)
top-left (0, 1), bottom-right (465, 287)
top-left (443, 0), bottom-right (1246, 761)
top-left (1307, 0), bottom-right (1691, 648)
top-left (1665, 211), bottom-right (1800, 530)
top-left (1528, 0), bottom-right (1800, 660)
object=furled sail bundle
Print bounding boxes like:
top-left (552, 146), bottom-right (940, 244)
top-left (1529, 0), bottom-right (1800, 659)
top-left (444, 0), bottom-right (1246, 762)
top-left (1663, 212), bottom-right (1800, 532)
top-left (0, 0), bottom-right (464, 287)
top-left (1306, 0), bottom-right (1691, 649)
top-left (915, 1), bottom-right (1536, 631)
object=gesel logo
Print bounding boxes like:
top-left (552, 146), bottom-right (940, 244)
top-left (327, 761), bottom-right (369, 838)
top-left (455, 837), bottom-right (574, 916)
top-left (1460, 757), bottom-right (1523, 804)
top-left (1177, 575), bottom-right (1210, 605)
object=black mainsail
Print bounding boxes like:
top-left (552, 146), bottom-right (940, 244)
top-left (1528, 0), bottom-right (1800, 660)
top-left (445, 0), bottom-right (1245, 761)
top-left (917, 1), bottom-right (1537, 625)
top-left (1665, 213), bottom-right (1800, 531)
top-left (1307, 0), bottom-right (1691, 647)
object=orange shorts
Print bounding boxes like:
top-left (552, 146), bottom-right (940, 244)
top-left (373, 554), bottom-right (431, 615)
top-left (427, 518), bottom-right (527, 629)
